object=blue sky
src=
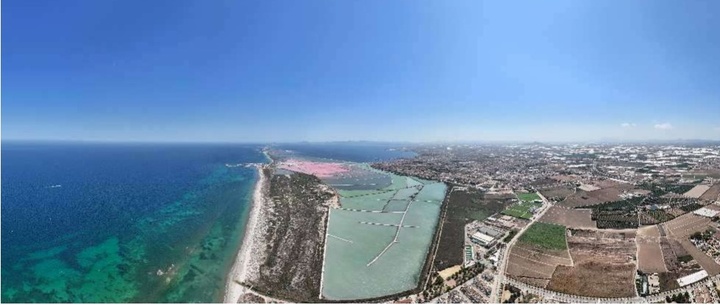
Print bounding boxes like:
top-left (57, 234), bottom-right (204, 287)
top-left (3, 0), bottom-right (720, 142)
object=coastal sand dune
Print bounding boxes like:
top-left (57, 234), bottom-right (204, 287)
top-left (224, 164), bottom-right (335, 303)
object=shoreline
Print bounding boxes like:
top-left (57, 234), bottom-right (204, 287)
top-left (223, 164), bottom-right (267, 303)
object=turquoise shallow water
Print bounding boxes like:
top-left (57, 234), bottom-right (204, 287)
top-left (1, 142), bottom-right (265, 302)
top-left (322, 174), bottom-right (445, 300)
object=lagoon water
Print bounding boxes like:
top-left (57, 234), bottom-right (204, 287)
top-left (1, 142), bottom-right (265, 302)
top-left (322, 177), bottom-right (445, 300)
top-left (273, 143), bottom-right (440, 300)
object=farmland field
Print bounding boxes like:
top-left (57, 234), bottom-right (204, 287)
top-left (640, 210), bottom-right (675, 225)
top-left (506, 223), bottom-right (572, 288)
top-left (502, 202), bottom-right (541, 219)
top-left (516, 192), bottom-right (541, 202)
top-left (636, 225), bottom-right (667, 273)
top-left (699, 184), bottom-right (720, 202)
top-left (559, 185), bottom-right (633, 208)
top-left (684, 185), bottom-right (710, 198)
top-left (656, 237), bottom-right (704, 291)
top-left (539, 207), bottom-right (596, 229)
top-left (586, 197), bottom-right (644, 229)
top-left (506, 239), bottom-right (572, 288)
top-left (539, 186), bottom-right (575, 201)
top-left (546, 229), bottom-right (637, 298)
top-left (518, 222), bottom-right (567, 250)
top-left (661, 213), bottom-right (720, 276)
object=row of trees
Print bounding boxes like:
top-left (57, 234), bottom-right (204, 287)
top-left (665, 292), bottom-right (691, 303)
top-left (421, 264), bottom-right (486, 301)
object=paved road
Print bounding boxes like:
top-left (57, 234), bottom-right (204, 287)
top-left (489, 191), bottom-right (552, 303)
top-left (644, 274), bottom-right (720, 303)
top-left (485, 190), bottom-right (720, 304)
top-left (505, 277), bottom-right (646, 303)
top-left (502, 259), bottom-right (720, 304)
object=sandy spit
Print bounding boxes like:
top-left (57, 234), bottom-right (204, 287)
top-left (223, 165), bottom-right (268, 303)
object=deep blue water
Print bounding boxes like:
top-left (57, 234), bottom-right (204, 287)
top-left (1, 142), bottom-right (266, 302)
top-left (275, 142), bottom-right (416, 162)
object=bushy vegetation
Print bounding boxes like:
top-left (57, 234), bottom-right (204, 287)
top-left (638, 182), bottom-right (696, 197)
top-left (679, 203), bottom-right (702, 212)
top-left (518, 222), bottom-right (567, 250)
top-left (503, 229), bottom-right (518, 243)
top-left (646, 210), bottom-right (675, 223)
top-left (433, 188), bottom-right (511, 270)
top-left (677, 255), bottom-right (694, 263)
top-left (422, 264), bottom-right (485, 301)
top-left (665, 292), bottom-right (691, 303)
top-left (666, 184), bottom-right (695, 194)
top-left (501, 284), bottom-right (523, 303)
top-left (690, 229), bottom-right (715, 241)
top-left (583, 197), bottom-right (644, 229)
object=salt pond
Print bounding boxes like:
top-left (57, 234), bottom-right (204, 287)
top-left (320, 165), bottom-right (446, 300)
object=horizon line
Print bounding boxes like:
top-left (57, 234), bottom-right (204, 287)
top-left (4, 138), bottom-right (720, 146)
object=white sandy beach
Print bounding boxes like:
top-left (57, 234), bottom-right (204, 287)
top-left (223, 165), bottom-right (267, 303)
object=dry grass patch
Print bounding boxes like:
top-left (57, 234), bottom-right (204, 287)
top-left (559, 185), bottom-right (633, 208)
top-left (547, 262), bottom-right (636, 298)
top-left (506, 244), bottom-right (571, 288)
top-left (684, 185), bottom-right (710, 198)
top-left (539, 207), bottom-right (596, 229)
top-left (546, 229), bottom-right (637, 298)
top-left (699, 184), bottom-right (720, 202)
top-left (539, 186), bottom-right (576, 201)
top-left (663, 213), bottom-right (712, 238)
top-left (636, 225), bottom-right (667, 273)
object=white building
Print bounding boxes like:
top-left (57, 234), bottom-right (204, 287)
top-left (694, 208), bottom-right (719, 218)
top-left (677, 270), bottom-right (708, 287)
top-left (470, 232), bottom-right (496, 248)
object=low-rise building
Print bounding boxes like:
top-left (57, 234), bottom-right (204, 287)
top-left (677, 270), bottom-right (708, 287)
top-left (471, 232), bottom-right (497, 248)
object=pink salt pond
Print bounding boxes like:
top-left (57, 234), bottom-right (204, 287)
top-left (277, 159), bottom-right (349, 178)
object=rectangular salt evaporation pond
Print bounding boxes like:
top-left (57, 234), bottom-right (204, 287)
top-left (340, 191), bottom-right (396, 211)
top-left (322, 182), bottom-right (447, 300)
top-left (414, 182), bottom-right (447, 202)
top-left (392, 187), bottom-right (421, 201)
top-left (406, 177), bottom-right (424, 188)
top-left (324, 163), bottom-right (393, 191)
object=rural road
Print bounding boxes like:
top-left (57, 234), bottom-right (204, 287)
top-left (489, 191), bottom-right (552, 303)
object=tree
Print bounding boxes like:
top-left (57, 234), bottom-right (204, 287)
top-left (691, 231), bottom-right (703, 240)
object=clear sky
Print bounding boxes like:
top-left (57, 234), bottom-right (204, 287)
top-left (3, 0), bottom-right (720, 142)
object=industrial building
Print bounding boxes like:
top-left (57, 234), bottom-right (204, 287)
top-left (470, 231), bottom-right (497, 248)
top-left (677, 270), bottom-right (708, 287)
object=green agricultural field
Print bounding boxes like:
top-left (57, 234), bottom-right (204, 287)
top-left (501, 201), bottom-right (541, 219)
top-left (516, 192), bottom-right (541, 202)
top-left (518, 222), bottom-right (567, 250)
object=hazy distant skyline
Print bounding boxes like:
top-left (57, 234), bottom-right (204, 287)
top-left (3, 0), bottom-right (720, 142)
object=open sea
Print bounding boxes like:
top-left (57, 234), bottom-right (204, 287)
top-left (1, 142), bottom-right (266, 302)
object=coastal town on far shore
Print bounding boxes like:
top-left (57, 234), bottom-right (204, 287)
top-left (225, 142), bottom-right (720, 304)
